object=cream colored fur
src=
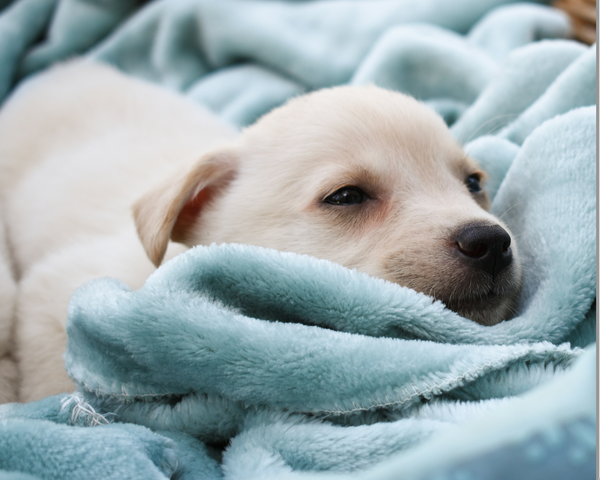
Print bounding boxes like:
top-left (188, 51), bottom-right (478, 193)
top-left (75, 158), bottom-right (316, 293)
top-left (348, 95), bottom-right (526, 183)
top-left (0, 61), bottom-right (235, 401)
top-left (0, 209), bottom-right (18, 403)
top-left (0, 60), bottom-right (520, 403)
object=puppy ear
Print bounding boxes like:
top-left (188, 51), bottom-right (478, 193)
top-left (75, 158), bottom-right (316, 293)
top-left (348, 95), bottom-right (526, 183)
top-left (133, 150), bottom-right (237, 267)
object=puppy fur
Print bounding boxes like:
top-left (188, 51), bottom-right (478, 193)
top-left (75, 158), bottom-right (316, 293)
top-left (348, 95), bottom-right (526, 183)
top-left (0, 61), bottom-right (521, 402)
top-left (0, 208), bottom-right (18, 403)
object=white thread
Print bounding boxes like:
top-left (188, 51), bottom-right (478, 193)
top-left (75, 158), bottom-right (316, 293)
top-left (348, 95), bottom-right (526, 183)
top-left (61, 392), bottom-right (114, 426)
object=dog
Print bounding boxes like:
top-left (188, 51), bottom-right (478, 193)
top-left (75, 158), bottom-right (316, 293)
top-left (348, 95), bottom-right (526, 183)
top-left (0, 61), bottom-right (521, 403)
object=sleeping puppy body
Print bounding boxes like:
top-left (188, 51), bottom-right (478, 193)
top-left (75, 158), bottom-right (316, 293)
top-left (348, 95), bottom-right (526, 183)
top-left (0, 61), bottom-right (521, 402)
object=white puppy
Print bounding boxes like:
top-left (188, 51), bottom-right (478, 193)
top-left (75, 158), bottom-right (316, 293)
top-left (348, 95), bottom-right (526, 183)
top-left (0, 61), bottom-right (521, 403)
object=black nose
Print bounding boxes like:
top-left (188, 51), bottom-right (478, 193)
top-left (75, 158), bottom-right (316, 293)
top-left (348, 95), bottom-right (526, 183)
top-left (455, 224), bottom-right (513, 280)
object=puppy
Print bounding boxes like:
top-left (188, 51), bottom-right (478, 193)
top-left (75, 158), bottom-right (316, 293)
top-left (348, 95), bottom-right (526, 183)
top-left (0, 61), bottom-right (521, 403)
top-left (0, 210), bottom-right (18, 403)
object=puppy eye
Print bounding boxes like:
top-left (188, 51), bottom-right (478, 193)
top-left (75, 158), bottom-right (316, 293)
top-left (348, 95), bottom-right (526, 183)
top-left (465, 174), bottom-right (482, 194)
top-left (324, 186), bottom-right (367, 205)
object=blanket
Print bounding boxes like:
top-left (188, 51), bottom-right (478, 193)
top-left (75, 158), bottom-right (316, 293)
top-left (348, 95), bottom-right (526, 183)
top-left (0, 1), bottom-right (596, 479)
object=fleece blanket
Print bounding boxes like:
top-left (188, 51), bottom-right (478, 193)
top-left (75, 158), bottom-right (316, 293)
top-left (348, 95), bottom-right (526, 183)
top-left (0, 1), bottom-right (596, 479)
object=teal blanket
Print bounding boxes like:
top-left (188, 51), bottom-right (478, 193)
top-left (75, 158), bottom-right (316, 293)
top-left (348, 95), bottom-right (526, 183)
top-left (0, 1), bottom-right (596, 479)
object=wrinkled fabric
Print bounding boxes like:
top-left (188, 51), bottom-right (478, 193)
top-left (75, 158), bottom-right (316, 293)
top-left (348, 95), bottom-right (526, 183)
top-left (0, 1), bottom-right (595, 479)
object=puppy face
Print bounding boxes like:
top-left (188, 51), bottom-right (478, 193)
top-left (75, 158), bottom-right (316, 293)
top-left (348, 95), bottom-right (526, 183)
top-left (135, 86), bottom-right (521, 326)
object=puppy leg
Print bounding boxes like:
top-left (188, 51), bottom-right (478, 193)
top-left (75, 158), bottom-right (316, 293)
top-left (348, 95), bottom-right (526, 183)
top-left (0, 213), bottom-right (18, 404)
top-left (16, 229), bottom-right (187, 403)
top-left (16, 254), bottom-right (81, 402)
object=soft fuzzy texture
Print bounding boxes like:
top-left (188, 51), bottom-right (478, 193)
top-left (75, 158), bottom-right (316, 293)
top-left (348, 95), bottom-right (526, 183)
top-left (2, 98), bottom-right (595, 476)
top-left (0, 208), bottom-right (17, 403)
top-left (450, 40), bottom-right (587, 143)
top-left (280, 345), bottom-right (596, 480)
top-left (0, 0), bottom-right (567, 127)
top-left (0, 0), bottom-right (596, 479)
top-left (0, 418), bottom-right (179, 479)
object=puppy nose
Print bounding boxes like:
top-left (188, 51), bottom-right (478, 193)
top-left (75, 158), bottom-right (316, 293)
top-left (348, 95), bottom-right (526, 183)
top-left (455, 224), bottom-right (513, 280)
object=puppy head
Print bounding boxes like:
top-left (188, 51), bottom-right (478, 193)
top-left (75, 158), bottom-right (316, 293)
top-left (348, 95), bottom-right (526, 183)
top-left (134, 85), bottom-right (521, 326)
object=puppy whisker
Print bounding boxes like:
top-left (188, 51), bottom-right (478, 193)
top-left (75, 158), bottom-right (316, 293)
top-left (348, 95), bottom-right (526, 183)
top-left (462, 114), bottom-right (519, 147)
top-left (497, 201), bottom-right (523, 221)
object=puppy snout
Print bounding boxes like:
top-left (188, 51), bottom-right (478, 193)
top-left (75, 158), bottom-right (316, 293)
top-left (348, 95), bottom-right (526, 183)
top-left (455, 224), bottom-right (513, 280)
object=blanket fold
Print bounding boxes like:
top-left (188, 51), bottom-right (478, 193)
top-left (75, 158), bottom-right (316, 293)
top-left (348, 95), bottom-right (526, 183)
top-left (451, 40), bottom-right (586, 143)
top-left (0, 417), bottom-right (179, 480)
top-left (0, 0), bottom-right (596, 479)
top-left (65, 250), bottom-right (579, 414)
